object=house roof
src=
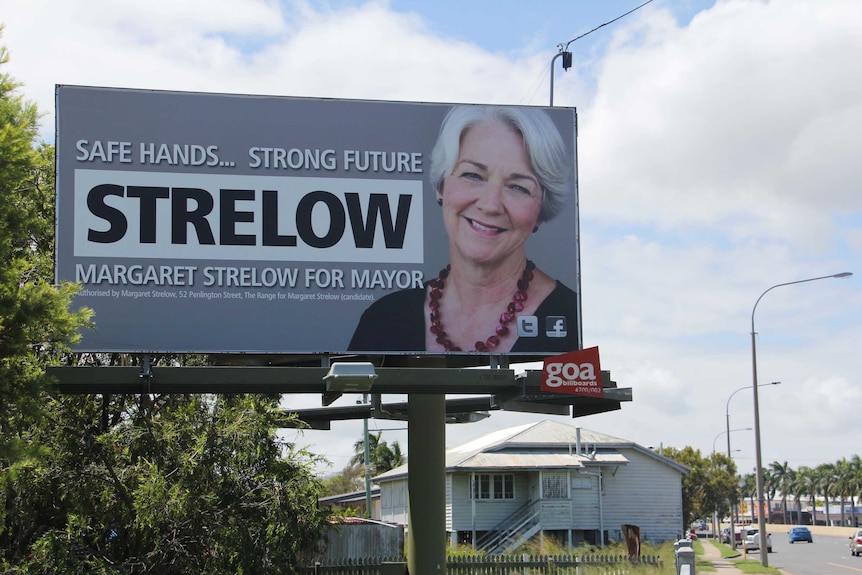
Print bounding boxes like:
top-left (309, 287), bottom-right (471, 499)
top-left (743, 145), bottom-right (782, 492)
top-left (374, 419), bottom-right (687, 482)
top-left (319, 486), bottom-right (380, 506)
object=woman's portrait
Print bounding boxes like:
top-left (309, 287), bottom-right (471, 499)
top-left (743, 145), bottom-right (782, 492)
top-left (348, 105), bottom-right (579, 354)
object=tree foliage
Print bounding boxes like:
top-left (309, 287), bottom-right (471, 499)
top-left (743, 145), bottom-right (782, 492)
top-left (742, 456), bottom-right (862, 527)
top-left (321, 431), bottom-right (405, 498)
top-left (0, 35), bottom-right (331, 573)
top-left (0, 27), bottom-right (92, 461)
top-left (350, 431), bottom-right (405, 476)
top-left (4, 392), bottom-right (330, 574)
top-left (659, 446), bottom-right (738, 527)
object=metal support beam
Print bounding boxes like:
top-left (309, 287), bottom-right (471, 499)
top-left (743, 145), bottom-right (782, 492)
top-left (407, 394), bottom-right (446, 575)
top-left (47, 366), bottom-right (519, 395)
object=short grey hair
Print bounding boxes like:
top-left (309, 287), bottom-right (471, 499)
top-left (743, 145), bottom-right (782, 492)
top-left (429, 105), bottom-right (572, 223)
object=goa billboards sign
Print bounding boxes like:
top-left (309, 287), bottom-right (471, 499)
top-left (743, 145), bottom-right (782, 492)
top-left (55, 86), bottom-right (580, 354)
top-left (541, 347), bottom-right (603, 397)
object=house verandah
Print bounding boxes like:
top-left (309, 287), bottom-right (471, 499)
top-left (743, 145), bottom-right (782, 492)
top-left (373, 419), bottom-right (688, 553)
top-left (449, 466), bottom-right (611, 552)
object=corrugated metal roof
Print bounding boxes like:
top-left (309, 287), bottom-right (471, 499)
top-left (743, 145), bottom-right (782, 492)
top-left (501, 420), bottom-right (632, 447)
top-left (451, 452), bottom-right (585, 469)
top-left (442, 420), bottom-right (633, 467)
top-left (447, 422), bottom-right (535, 456)
top-left (372, 419), bottom-right (687, 482)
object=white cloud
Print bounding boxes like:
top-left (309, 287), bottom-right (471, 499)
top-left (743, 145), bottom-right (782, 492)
top-left (581, 0), bottom-right (862, 249)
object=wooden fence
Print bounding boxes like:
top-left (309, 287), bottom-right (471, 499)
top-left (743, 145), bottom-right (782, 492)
top-left (299, 553), bottom-right (664, 574)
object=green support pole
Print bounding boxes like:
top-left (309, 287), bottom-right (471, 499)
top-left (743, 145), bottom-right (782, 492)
top-left (407, 394), bottom-right (446, 574)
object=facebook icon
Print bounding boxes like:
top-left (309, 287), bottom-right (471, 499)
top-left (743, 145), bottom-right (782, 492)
top-left (545, 316), bottom-right (567, 338)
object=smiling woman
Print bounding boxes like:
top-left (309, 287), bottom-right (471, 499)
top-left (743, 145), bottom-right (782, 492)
top-left (348, 105), bottom-right (579, 354)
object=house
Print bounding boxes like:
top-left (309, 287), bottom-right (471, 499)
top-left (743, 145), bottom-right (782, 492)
top-left (319, 486), bottom-right (381, 519)
top-left (372, 419), bottom-right (688, 552)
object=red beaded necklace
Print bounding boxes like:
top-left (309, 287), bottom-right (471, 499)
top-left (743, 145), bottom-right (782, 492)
top-left (428, 260), bottom-right (535, 352)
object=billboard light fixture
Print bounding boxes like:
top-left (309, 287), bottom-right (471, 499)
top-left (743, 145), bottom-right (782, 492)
top-left (323, 362), bottom-right (378, 393)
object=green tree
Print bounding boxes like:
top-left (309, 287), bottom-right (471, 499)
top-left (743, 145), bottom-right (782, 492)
top-left (740, 472), bottom-right (757, 522)
top-left (351, 431), bottom-right (405, 476)
top-left (789, 466), bottom-right (815, 525)
top-left (769, 460), bottom-right (793, 523)
top-left (0, 28), bottom-right (91, 462)
top-left (5, 390), bottom-right (331, 573)
top-left (816, 463), bottom-right (836, 526)
top-left (851, 456), bottom-right (862, 527)
top-left (322, 462), bottom-right (365, 496)
top-left (763, 467), bottom-right (781, 523)
top-left (659, 446), bottom-right (737, 527)
top-left (0, 40), bottom-right (332, 573)
top-left (836, 457), bottom-right (854, 526)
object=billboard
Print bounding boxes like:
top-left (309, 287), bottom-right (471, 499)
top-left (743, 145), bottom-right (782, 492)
top-left (56, 86), bottom-right (580, 355)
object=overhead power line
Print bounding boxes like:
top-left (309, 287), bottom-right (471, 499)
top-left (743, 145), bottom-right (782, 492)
top-left (558, 0), bottom-right (656, 52)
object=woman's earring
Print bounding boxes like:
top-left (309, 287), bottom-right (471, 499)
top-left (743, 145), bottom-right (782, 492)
top-left (437, 198), bottom-right (443, 206)
top-left (532, 226), bottom-right (539, 233)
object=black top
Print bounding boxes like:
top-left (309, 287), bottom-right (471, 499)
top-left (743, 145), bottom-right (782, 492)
top-left (348, 281), bottom-right (579, 354)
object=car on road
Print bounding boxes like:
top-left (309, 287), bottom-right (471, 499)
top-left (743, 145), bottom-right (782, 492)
top-left (742, 528), bottom-right (772, 553)
top-left (788, 526), bottom-right (813, 543)
top-left (720, 525), bottom-right (748, 545)
top-left (850, 529), bottom-right (862, 556)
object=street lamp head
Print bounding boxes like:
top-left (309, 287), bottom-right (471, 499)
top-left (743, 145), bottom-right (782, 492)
top-left (833, 272), bottom-right (853, 279)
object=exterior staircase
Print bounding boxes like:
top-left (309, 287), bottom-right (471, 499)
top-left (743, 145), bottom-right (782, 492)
top-left (475, 500), bottom-right (541, 554)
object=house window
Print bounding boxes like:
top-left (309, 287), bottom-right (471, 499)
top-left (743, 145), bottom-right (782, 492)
top-left (572, 477), bottom-right (591, 489)
top-left (542, 472), bottom-right (568, 499)
top-left (472, 474), bottom-right (514, 500)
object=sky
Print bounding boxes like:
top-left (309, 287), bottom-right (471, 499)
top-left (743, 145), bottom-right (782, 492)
top-left (2, 0), bottom-right (861, 478)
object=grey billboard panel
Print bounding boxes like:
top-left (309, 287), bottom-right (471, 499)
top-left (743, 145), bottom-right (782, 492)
top-left (55, 86), bottom-right (580, 355)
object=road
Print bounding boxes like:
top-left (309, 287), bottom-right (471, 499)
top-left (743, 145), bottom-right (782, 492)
top-left (754, 533), bottom-right (862, 575)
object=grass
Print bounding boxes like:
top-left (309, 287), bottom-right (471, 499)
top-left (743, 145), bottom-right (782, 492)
top-left (450, 535), bottom-right (788, 575)
top-left (699, 538), bottom-right (782, 575)
top-left (712, 539), bottom-right (745, 558)
top-left (730, 558), bottom-right (783, 574)
top-left (692, 537), bottom-right (718, 572)
top-left (464, 536), bottom-right (679, 574)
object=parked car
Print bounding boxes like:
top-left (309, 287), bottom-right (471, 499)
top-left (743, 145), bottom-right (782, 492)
top-left (742, 528), bottom-right (772, 553)
top-left (850, 529), bottom-right (862, 556)
top-left (720, 525), bottom-right (747, 545)
top-left (788, 526), bottom-right (813, 543)
top-left (692, 520), bottom-right (707, 531)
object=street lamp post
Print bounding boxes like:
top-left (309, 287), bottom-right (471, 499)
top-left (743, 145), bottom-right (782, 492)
top-left (712, 425), bottom-right (751, 548)
top-left (712, 428), bottom-right (751, 455)
top-left (725, 382), bottom-right (780, 547)
top-left (750, 272), bottom-right (852, 566)
top-left (549, 49), bottom-right (572, 106)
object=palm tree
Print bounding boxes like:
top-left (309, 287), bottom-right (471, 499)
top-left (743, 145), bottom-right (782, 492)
top-left (741, 473), bottom-right (757, 523)
top-left (835, 458), bottom-right (854, 526)
top-left (802, 467), bottom-right (818, 525)
top-left (375, 440), bottom-right (405, 472)
top-left (851, 455), bottom-right (862, 527)
top-left (769, 461), bottom-right (792, 524)
top-left (789, 467), bottom-right (811, 525)
top-left (351, 431), bottom-right (405, 475)
top-left (816, 463), bottom-right (836, 526)
top-left (764, 466), bottom-right (779, 523)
